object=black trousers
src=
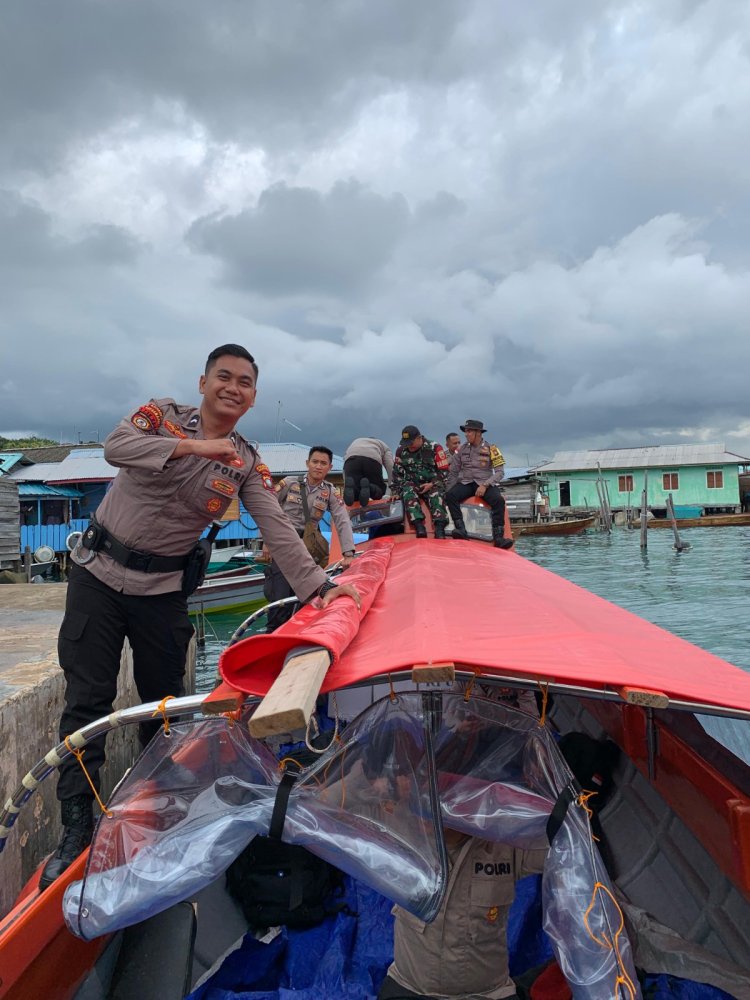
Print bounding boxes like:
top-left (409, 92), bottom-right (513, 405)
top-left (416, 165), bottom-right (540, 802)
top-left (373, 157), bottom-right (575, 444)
top-left (343, 456), bottom-right (386, 500)
top-left (57, 563), bottom-right (194, 801)
top-left (263, 559), bottom-right (297, 632)
top-left (446, 481), bottom-right (506, 532)
top-left (378, 975), bottom-right (519, 1000)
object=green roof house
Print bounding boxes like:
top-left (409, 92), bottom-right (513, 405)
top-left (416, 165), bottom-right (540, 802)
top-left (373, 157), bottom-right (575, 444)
top-left (535, 444), bottom-right (750, 515)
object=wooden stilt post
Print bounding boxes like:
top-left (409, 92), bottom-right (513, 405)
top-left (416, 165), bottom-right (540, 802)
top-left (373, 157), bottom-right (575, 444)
top-left (666, 493), bottom-right (689, 551)
top-left (640, 471), bottom-right (649, 550)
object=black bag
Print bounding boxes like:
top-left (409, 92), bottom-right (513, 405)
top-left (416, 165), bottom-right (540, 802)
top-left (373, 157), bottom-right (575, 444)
top-left (225, 771), bottom-right (347, 929)
top-left (298, 477), bottom-right (330, 568)
top-left (225, 835), bottom-right (345, 929)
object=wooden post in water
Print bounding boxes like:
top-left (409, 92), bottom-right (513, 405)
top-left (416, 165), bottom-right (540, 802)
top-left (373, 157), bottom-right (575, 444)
top-left (640, 471), bottom-right (649, 550)
top-left (666, 493), bottom-right (689, 551)
top-left (596, 463), bottom-right (612, 532)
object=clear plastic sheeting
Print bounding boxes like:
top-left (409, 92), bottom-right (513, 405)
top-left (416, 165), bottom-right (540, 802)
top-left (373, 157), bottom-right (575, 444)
top-left (64, 693), bottom-right (640, 999)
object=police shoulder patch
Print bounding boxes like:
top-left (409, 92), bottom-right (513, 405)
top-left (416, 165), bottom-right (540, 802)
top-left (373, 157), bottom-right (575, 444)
top-left (255, 462), bottom-right (275, 493)
top-left (130, 402), bottom-right (163, 433)
top-left (489, 445), bottom-right (504, 468)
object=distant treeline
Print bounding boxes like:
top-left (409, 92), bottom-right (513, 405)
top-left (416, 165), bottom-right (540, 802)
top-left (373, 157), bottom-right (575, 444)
top-left (0, 436), bottom-right (57, 451)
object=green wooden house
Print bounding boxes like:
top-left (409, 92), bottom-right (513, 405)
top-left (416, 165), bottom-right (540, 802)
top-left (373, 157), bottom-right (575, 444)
top-left (535, 444), bottom-right (750, 514)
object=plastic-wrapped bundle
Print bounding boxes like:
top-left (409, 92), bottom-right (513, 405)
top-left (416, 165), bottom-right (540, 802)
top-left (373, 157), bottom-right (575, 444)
top-left (63, 692), bottom-right (639, 998)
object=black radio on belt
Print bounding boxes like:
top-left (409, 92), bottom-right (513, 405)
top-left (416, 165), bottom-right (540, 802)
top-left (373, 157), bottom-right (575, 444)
top-left (81, 521), bottom-right (104, 551)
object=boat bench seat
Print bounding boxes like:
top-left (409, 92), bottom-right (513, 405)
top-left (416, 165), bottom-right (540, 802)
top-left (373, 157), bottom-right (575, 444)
top-left (108, 901), bottom-right (196, 1000)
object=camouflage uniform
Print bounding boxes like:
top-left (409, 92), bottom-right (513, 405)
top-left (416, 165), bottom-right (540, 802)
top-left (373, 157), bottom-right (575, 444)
top-left (392, 438), bottom-right (450, 525)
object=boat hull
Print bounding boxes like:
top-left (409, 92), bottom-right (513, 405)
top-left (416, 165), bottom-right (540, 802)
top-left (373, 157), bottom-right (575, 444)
top-left (512, 515), bottom-right (597, 538)
top-left (639, 512), bottom-right (750, 529)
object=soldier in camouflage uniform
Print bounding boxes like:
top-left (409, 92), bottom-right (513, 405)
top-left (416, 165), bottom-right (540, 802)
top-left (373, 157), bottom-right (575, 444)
top-left (392, 425), bottom-right (450, 539)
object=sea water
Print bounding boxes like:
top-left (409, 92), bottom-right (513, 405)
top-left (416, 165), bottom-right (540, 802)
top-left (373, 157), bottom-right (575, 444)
top-left (195, 525), bottom-right (750, 692)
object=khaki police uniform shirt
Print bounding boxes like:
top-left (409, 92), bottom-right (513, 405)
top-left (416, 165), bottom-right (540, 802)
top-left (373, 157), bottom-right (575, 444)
top-left (388, 837), bottom-right (547, 999)
top-left (447, 438), bottom-right (505, 490)
top-left (276, 477), bottom-right (356, 553)
top-left (343, 437), bottom-right (395, 483)
top-left (81, 397), bottom-right (328, 599)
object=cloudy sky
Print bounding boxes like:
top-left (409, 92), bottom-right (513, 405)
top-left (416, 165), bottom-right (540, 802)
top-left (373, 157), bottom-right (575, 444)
top-left (2, 0), bottom-right (750, 464)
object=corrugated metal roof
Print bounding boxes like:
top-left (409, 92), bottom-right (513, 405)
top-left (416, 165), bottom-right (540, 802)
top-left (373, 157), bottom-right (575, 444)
top-left (255, 442), bottom-right (344, 475)
top-left (0, 453), bottom-right (25, 473)
top-left (48, 448), bottom-right (118, 482)
top-left (9, 462), bottom-right (68, 482)
top-left (18, 483), bottom-right (83, 498)
top-left (536, 444), bottom-right (750, 472)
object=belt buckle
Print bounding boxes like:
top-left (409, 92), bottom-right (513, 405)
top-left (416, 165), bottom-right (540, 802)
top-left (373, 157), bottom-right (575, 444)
top-left (126, 550), bottom-right (153, 573)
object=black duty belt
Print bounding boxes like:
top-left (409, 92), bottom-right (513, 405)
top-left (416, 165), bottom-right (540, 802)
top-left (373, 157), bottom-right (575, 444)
top-left (81, 521), bottom-right (189, 574)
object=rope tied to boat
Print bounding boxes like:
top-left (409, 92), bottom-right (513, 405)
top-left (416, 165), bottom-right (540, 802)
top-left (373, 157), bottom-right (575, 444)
top-left (151, 695), bottom-right (175, 735)
top-left (223, 707), bottom-right (243, 728)
top-left (64, 736), bottom-right (113, 818)
top-left (536, 680), bottom-right (550, 725)
top-left (305, 693), bottom-right (340, 754)
top-left (388, 674), bottom-right (398, 702)
top-left (583, 881), bottom-right (637, 1000)
top-left (463, 668), bottom-right (483, 701)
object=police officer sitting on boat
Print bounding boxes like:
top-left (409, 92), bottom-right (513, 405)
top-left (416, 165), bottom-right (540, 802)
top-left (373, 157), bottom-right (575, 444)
top-left (446, 419), bottom-right (513, 549)
top-left (40, 344), bottom-right (361, 889)
top-left (264, 445), bottom-right (356, 632)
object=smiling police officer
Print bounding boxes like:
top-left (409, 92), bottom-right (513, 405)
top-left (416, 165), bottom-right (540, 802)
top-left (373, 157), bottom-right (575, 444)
top-left (40, 344), bottom-right (361, 889)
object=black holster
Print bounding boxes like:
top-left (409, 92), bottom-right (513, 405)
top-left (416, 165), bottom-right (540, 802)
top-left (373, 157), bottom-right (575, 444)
top-left (181, 539), bottom-right (213, 596)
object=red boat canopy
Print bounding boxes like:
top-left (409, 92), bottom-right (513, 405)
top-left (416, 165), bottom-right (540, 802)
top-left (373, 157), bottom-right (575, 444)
top-left (220, 539), bottom-right (750, 715)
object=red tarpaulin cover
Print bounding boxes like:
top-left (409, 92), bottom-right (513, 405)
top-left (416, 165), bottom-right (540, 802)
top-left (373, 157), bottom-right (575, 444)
top-left (219, 539), bottom-right (750, 713)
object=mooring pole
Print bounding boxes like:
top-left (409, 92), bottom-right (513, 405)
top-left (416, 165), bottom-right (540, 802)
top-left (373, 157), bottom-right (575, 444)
top-left (640, 470), bottom-right (649, 550)
top-left (666, 493), bottom-right (689, 551)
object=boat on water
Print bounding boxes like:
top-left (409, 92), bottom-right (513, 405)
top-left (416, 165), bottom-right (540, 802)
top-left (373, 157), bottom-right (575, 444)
top-left (512, 514), bottom-right (597, 538)
top-left (2, 523), bottom-right (750, 999)
top-left (636, 512), bottom-right (750, 530)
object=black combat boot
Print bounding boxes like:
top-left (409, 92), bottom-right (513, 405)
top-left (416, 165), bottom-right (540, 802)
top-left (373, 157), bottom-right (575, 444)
top-left (359, 477), bottom-right (371, 507)
top-left (414, 522), bottom-right (428, 538)
top-left (39, 795), bottom-right (94, 890)
top-left (451, 516), bottom-right (469, 540)
top-left (343, 476), bottom-right (356, 506)
top-left (433, 520), bottom-right (447, 539)
top-left (493, 527), bottom-right (514, 550)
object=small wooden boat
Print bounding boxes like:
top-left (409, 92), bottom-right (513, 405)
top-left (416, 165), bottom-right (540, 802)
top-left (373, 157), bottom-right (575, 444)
top-left (512, 515), bottom-right (597, 538)
top-left (637, 512), bottom-right (750, 529)
top-left (3, 533), bottom-right (750, 999)
top-left (187, 566), bottom-right (266, 615)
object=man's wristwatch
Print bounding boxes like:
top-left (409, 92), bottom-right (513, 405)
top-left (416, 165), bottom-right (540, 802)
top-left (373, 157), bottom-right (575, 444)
top-left (317, 580), bottom-right (337, 599)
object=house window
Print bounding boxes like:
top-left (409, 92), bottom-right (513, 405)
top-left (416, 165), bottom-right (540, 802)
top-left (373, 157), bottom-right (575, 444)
top-left (707, 470), bottom-right (724, 489)
top-left (663, 472), bottom-right (679, 491)
top-left (618, 474), bottom-right (634, 492)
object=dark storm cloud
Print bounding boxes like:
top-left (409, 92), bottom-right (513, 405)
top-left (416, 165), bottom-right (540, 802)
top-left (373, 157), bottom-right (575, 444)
top-left (187, 180), bottom-right (409, 296)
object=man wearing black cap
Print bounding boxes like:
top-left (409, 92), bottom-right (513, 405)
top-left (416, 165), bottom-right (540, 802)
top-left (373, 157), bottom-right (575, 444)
top-left (392, 426), bottom-right (450, 538)
top-left (446, 419), bottom-right (513, 549)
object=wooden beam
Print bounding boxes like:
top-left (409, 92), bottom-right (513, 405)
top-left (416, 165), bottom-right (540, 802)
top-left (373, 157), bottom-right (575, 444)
top-left (201, 681), bottom-right (245, 715)
top-left (619, 686), bottom-right (669, 709)
top-left (248, 648), bottom-right (331, 738)
top-left (411, 662), bottom-right (455, 683)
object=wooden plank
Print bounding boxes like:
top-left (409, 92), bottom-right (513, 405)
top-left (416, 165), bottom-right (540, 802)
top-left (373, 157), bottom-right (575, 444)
top-left (411, 662), bottom-right (455, 683)
top-left (201, 681), bottom-right (246, 715)
top-left (619, 686), bottom-right (669, 709)
top-left (248, 648), bottom-right (331, 738)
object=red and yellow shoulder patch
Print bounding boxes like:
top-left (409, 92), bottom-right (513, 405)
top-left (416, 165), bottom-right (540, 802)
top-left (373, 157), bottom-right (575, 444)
top-left (130, 402), bottom-right (163, 433)
top-left (489, 445), bottom-right (504, 469)
top-left (255, 462), bottom-right (275, 493)
top-left (434, 443), bottom-right (449, 472)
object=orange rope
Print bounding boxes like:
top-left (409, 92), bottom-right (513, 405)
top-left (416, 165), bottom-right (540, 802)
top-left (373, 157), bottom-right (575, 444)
top-left (536, 681), bottom-right (550, 725)
top-left (151, 695), bottom-right (175, 734)
top-left (464, 668), bottom-right (482, 701)
top-left (64, 737), bottom-right (113, 818)
top-left (583, 881), bottom-right (637, 1000)
top-left (223, 708), bottom-right (242, 727)
top-left (388, 675), bottom-right (397, 702)
top-left (278, 756), bottom-right (303, 772)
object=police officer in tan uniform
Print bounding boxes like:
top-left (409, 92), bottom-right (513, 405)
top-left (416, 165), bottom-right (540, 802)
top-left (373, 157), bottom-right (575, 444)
top-left (264, 445), bottom-right (356, 631)
top-left (379, 832), bottom-right (547, 999)
top-left (40, 345), bottom-right (361, 889)
top-left (446, 419), bottom-right (513, 549)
